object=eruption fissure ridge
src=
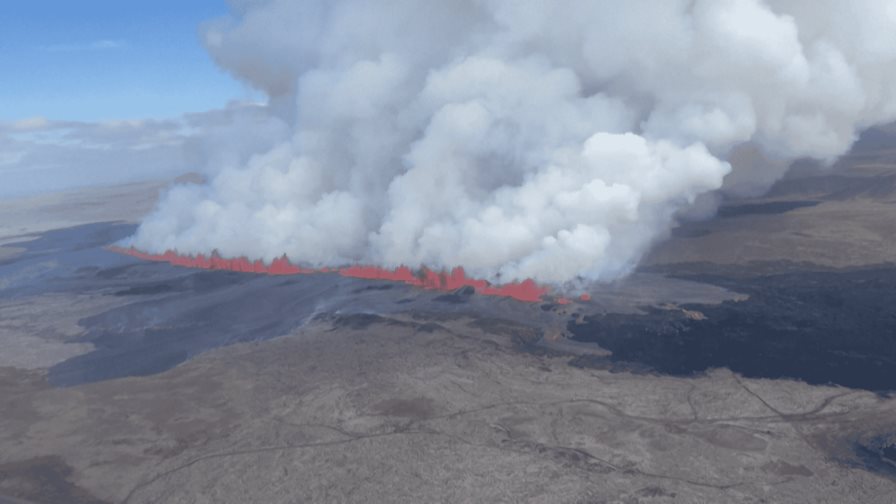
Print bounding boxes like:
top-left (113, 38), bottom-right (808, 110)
top-left (111, 246), bottom-right (550, 303)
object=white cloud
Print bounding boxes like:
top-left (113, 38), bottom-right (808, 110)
top-left (0, 103), bottom-right (288, 198)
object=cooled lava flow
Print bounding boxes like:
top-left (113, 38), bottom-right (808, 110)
top-left (110, 247), bottom-right (550, 303)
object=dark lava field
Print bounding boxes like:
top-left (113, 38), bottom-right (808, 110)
top-left (566, 265), bottom-right (896, 392)
top-left (4, 151), bottom-right (896, 501)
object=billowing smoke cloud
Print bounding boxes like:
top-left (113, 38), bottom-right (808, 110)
top-left (130, 0), bottom-right (896, 284)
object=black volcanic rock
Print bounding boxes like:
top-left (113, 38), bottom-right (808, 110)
top-left (568, 267), bottom-right (896, 392)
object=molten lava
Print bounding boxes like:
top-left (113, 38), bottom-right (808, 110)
top-left (110, 247), bottom-right (550, 303)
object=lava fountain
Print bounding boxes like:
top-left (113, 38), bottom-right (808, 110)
top-left (110, 247), bottom-right (556, 303)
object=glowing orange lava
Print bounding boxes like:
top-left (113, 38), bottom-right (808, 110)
top-left (110, 247), bottom-right (550, 303)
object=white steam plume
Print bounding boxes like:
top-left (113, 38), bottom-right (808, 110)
top-left (130, 0), bottom-right (896, 284)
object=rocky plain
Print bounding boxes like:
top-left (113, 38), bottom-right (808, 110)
top-left (2, 129), bottom-right (896, 503)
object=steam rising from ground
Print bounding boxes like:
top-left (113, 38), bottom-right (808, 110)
top-left (130, 0), bottom-right (896, 284)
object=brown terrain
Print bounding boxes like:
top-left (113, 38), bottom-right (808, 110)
top-left (2, 130), bottom-right (896, 503)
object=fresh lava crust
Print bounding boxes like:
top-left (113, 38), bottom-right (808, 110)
top-left (110, 247), bottom-right (564, 303)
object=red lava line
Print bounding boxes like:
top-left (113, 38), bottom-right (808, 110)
top-left (109, 247), bottom-right (550, 303)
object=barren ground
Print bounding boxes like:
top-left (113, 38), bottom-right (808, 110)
top-left (2, 140), bottom-right (896, 503)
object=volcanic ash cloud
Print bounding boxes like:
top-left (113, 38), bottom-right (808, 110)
top-left (129, 0), bottom-right (896, 284)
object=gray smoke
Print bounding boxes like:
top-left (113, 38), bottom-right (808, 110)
top-left (130, 0), bottom-right (896, 284)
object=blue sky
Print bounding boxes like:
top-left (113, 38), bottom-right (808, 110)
top-left (0, 0), bottom-right (255, 121)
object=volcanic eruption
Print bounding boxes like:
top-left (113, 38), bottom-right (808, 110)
top-left (122, 0), bottom-right (896, 297)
